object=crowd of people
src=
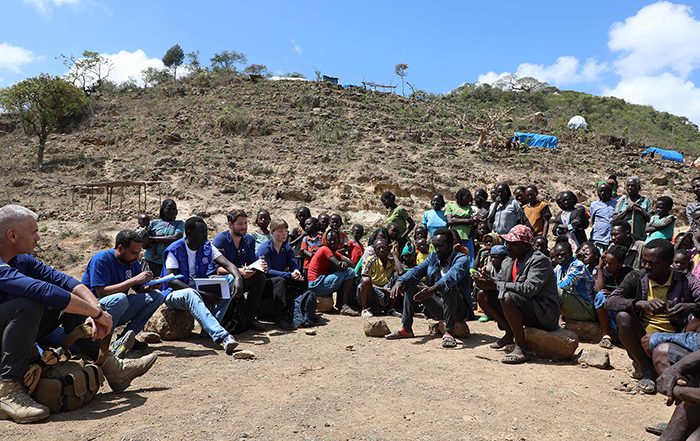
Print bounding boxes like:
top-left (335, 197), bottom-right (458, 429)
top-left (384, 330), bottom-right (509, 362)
top-left (1, 175), bottom-right (700, 440)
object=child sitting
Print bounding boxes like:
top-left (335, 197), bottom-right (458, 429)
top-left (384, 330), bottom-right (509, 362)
top-left (533, 236), bottom-right (550, 257)
top-left (401, 224), bottom-right (427, 267)
top-left (252, 209), bottom-right (272, 253)
top-left (552, 190), bottom-right (589, 253)
top-left (300, 217), bottom-right (323, 276)
top-left (347, 224), bottom-right (365, 265)
top-left (645, 196), bottom-right (676, 243)
top-left (415, 238), bottom-right (430, 266)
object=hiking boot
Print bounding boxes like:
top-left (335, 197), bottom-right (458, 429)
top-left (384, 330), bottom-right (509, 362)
top-left (340, 305), bottom-right (360, 317)
top-left (0, 380), bottom-right (50, 423)
top-left (110, 330), bottom-right (136, 359)
top-left (222, 335), bottom-right (239, 355)
top-left (132, 339), bottom-right (149, 351)
top-left (101, 352), bottom-right (158, 393)
top-left (361, 308), bottom-right (373, 318)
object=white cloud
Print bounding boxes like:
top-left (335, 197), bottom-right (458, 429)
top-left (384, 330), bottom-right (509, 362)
top-left (609, 1), bottom-right (700, 78)
top-left (0, 42), bottom-right (38, 73)
top-left (24, 0), bottom-right (80, 15)
top-left (476, 71), bottom-right (509, 85)
top-left (477, 56), bottom-right (607, 87)
top-left (105, 50), bottom-right (163, 84)
top-left (291, 39), bottom-right (302, 56)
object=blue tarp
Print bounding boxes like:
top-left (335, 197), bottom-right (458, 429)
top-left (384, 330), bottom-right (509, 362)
top-left (513, 132), bottom-right (559, 149)
top-left (642, 147), bottom-right (684, 162)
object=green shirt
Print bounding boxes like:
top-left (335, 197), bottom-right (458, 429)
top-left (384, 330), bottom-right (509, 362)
top-left (445, 202), bottom-right (473, 240)
top-left (387, 206), bottom-right (411, 236)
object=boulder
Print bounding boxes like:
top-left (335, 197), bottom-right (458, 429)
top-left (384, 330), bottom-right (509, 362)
top-left (565, 320), bottom-right (602, 343)
top-left (436, 321), bottom-right (471, 338)
top-left (364, 320), bottom-right (391, 337)
top-left (144, 305), bottom-right (194, 341)
top-left (524, 327), bottom-right (579, 360)
top-left (651, 175), bottom-right (668, 186)
top-left (577, 348), bottom-right (611, 369)
top-left (316, 296), bottom-right (335, 313)
top-left (138, 331), bottom-right (162, 344)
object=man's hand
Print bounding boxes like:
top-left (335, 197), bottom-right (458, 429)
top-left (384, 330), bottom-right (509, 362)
top-left (413, 285), bottom-right (437, 303)
top-left (635, 299), bottom-right (665, 314)
top-left (390, 282), bottom-right (405, 299)
top-left (241, 268), bottom-right (255, 279)
top-left (234, 277), bottom-right (244, 298)
top-left (338, 260), bottom-right (348, 270)
top-left (668, 302), bottom-right (695, 318)
top-left (259, 258), bottom-right (269, 273)
top-left (474, 268), bottom-right (494, 284)
top-left (132, 270), bottom-right (153, 286)
top-left (291, 269), bottom-right (304, 281)
top-left (85, 310), bottom-right (113, 341)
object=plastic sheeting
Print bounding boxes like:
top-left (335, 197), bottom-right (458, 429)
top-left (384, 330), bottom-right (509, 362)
top-left (567, 115), bottom-right (587, 129)
top-left (513, 132), bottom-right (559, 149)
top-left (641, 147), bottom-right (685, 162)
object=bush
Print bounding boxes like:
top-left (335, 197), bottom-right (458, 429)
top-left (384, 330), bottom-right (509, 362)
top-left (218, 106), bottom-right (251, 135)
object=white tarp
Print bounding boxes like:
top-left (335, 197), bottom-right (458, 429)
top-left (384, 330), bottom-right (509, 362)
top-left (567, 115), bottom-right (587, 129)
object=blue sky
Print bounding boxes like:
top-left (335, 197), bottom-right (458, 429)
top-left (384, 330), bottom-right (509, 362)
top-left (3, 1), bottom-right (700, 124)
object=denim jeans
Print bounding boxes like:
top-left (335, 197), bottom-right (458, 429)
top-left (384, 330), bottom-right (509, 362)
top-left (99, 290), bottom-right (165, 334)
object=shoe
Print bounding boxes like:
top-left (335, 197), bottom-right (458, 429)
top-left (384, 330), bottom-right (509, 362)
top-left (132, 339), bottom-right (148, 351)
top-left (248, 320), bottom-right (267, 332)
top-left (222, 335), bottom-right (239, 355)
top-left (340, 305), bottom-right (360, 317)
top-left (110, 330), bottom-right (136, 359)
top-left (101, 352), bottom-right (158, 393)
top-left (478, 314), bottom-right (491, 323)
top-left (385, 308), bottom-right (402, 318)
top-left (385, 328), bottom-right (415, 340)
top-left (361, 308), bottom-right (373, 318)
top-left (0, 380), bottom-right (50, 423)
top-left (277, 320), bottom-right (297, 331)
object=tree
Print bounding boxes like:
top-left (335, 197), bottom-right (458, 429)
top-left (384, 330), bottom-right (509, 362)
top-left (244, 64), bottom-right (269, 77)
top-left (493, 74), bottom-right (549, 93)
top-left (60, 50), bottom-right (113, 96)
top-left (0, 75), bottom-right (88, 168)
top-left (187, 50), bottom-right (202, 72)
top-left (283, 72), bottom-right (306, 78)
top-left (210, 50), bottom-right (247, 72)
top-left (141, 67), bottom-right (171, 87)
top-left (395, 63), bottom-right (408, 96)
top-left (162, 44), bottom-right (185, 79)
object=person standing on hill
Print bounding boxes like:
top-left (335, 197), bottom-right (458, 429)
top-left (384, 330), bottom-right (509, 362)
top-left (590, 182), bottom-right (618, 255)
top-left (613, 176), bottom-right (652, 242)
top-left (523, 184), bottom-right (551, 239)
top-left (143, 199), bottom-right (184, 277)
top-left (380, 191), bottom-right (415, 250)
top-left (488, 183), bottom-right (526, 235)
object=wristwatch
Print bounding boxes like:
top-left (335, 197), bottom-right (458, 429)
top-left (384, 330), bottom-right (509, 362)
top-left (92, 303), bottom-right (106, 319)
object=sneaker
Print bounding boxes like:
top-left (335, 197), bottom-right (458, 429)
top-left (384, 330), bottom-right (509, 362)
top-left (132, 339), bottom-right (149, 351)
top-left (102, 352), bottom-right (158, 393)
top-left (385, 328), bottom-right (415, 340)
top-left (385, 308), bottom-right (402, 318)
top-left (0, 380), bottom-right (50, 423)
top-left (478, 314), bottom-right (491, 323)
top-left (222, 335), bottom-right (239, 355)
top-left (340, 305), bottom-right (360, 317)
top-left (361, 308), bottom-right (374, 318)
top-left (110, 330), bottom-right (136, 359)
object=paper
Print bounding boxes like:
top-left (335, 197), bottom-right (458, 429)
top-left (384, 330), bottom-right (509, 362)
top-left (144, 274), bottom-right (184, 287)
top-left (193, 276), bottom-right (231, 299)
top-left (243, 259), bottom-right (265, 272)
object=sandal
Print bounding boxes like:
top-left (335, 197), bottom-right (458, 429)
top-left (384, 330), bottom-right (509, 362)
top-left (644, 422), bottom-right (667, 436)
top-left (385, 328), bottom-right (415, 340)
top-left (638, 378), bottom-right (657, 394)
top-left (442, 333), bottom-right (457, 348)
top-left (340, 305), bottom-right (360, 317)
top-left (502, 351), bottom-right (528, 364)
top-left (489, 335), bottom-right (514, 349)
top-left (598, 335), bottom-right (613, 350)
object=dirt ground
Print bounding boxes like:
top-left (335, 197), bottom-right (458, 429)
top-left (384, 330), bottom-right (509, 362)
top-left (1, 313), bottom-right (675, 441)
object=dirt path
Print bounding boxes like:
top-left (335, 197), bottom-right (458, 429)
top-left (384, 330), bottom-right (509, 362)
top-left (2, 314), bottom-right (674, 441)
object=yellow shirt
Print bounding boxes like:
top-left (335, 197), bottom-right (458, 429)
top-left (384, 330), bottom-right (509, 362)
top-left (643, 272), bottom-right (676, 334)
top-left (362, 256), bottom-right (394, 287)
top-left (416, 252), bottom-right (430, 266)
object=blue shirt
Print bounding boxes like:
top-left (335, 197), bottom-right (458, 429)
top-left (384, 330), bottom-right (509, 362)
top-left (422, 209), bottom-right (448, 238)
top-left (212, 231), bottom-right (257, 269)
top-left (590, 198), bottom-right (618, 245)
top-left (554, 258), bottom-right (594, 302)
top-left (0, 254), bottom-right (80, 309)
top-left (143, 219), bottom-right (185, 265)
top-left (82, 249), bottom-right (141, 296)
top-left (398, 251), bottom-right (472, 302)
top-left (256, 239), bottom-right (299, 279)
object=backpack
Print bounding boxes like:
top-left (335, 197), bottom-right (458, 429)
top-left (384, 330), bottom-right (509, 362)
top-left (220, 296), bottom-right (250, 334)
top-left (24, 324), bottom-right (110, 414)
top-left (293, 290), bottom-right (318, 328)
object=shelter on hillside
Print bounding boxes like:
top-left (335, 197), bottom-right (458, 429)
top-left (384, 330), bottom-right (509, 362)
top-left (641, 147), bottom-right (684, 162)
top-left (567, 115), bottom-right (587, 130)
top-left (513, 131), bottom-right (559, 149)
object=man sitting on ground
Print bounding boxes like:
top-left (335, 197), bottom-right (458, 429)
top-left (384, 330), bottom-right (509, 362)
top-left (0, 205), bottom-right (157, 423)
top-left (211, 209), bottom-right (267, 331)
top-left (385, 228), bottom-right (470, 349)
top-left (605, 239), bottom-right (700, 394)
top-left (162, 216), bottom-right (244, 354)
top-left (475, 225), bottom-right (560, 364)
top-left (358, 238), bottom-right (401, 318)
top-left (82, 229), bottom-right (165, 357)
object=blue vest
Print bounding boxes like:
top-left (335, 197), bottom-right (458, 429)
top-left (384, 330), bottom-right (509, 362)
top-left (161, 238), bottom-right (214, 289)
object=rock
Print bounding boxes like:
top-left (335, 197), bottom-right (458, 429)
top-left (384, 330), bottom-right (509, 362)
top-left (436, 321), bottom-right (471, 338)
top-left (577, 348), bottom-right (611, 369)
top-left (364, 320), bottom-right (391, 337)
top-left (304, 329), bottom-right (317, 336)
top-left (139, 331), bottom-right (162, 344)
top-left (276, 189), bottom-right (312, 202)
top-left (233, 350), bottom-right (256, 360)
top-left (316, 296), bottom-right (335, 313)
top-left (524, 327), bottom-right (579, 360)
top-left (144, 305), bottom-right (194, 341)
top-left (565, 319), bottom-right (602, 343)
top-left (651, 175), bottom-right (668, 186)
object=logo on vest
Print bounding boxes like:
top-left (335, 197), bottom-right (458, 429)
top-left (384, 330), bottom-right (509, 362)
top-left (202, 257), bottom-right (209, 264)
top-left (125, 270), bottom-right (132, 278)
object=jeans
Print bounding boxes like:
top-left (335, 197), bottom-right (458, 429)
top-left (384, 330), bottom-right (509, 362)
top-left (401, 283), bottom-right (467, 334)
top-left (0, 298), bottom-right (45, 381)
top-left (308, 268), bottom-right (356, 296)
top-left (99, 290), bottom-right (165, 334)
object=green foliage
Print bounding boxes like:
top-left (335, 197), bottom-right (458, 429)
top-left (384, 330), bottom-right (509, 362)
top-left (210, 50), bottom-right (247, 72)
top-left (284, 72), bottom-right (306, 78)
top-left (218, 106), bottom-right (251, 135)
top-left (60, 50), bottom-right (113, 96)
top-left (0, 74), bottom-right (88, 168)
top-left (187, 50), bottom-right (202, 72)
top-left (141, 67), bottom-right (171, 88)
top-left (395, 63), bottom-right (408, 96)
top-left (162, 44), bottom-right (185, 79)
top-left (244, 64), bottom-right (269, 77)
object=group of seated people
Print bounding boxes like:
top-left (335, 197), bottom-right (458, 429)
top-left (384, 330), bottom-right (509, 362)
top-left (1, 174), bottom-right (700, 439)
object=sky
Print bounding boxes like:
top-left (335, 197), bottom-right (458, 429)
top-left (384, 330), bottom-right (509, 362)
top-left (2, 0), bottom-right (700, 125)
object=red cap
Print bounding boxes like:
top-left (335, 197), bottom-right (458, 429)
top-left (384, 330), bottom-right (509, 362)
top-left (499, 225), bottom-right (534, 245)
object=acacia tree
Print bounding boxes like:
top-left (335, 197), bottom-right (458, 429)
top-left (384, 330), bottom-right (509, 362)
top-left (244, 64), bottom-right (269, 76)
top-left (395, 63), bottom-right (408, 96)
top-left (60, 50), bottom-right (113, 95)
top-left (0, 75), bottom-right (87, 168)
top-left (162, 44), bottom-right (185, 79)
top-left (210, 50), bottom-right (247, 72)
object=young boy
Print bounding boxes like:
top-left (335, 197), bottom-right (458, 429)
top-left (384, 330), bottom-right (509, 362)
top-left (358, 239), bottom-right (398, 318)
top-left (552, 191), bottom-right (589, 253)
top-left (523, 185), bottom-right (551, 238)
top-left (252, 209), bottom-right (272, 253)
top-left (135, 213), bottom-right (151, 246)
top-left (289, 206), bottom-right (311, 266)
top-left (552, 241), bottom-right (595, 324)
top-left (686, 177), bottom-right (700, 229)
top-left (533, 236), bottom-right (550, 257)
top-left (415, 238), bottom-right (430, 266)
top-left (322, 213), bottom-right (349, 253)
top-left (347, 224), bottom-right (365, 265)
top-left (381, 190), bottom-right (416, 249)
top-left (318, 213), bottom-right (330, 236)
top-left (645, 196), bottom-right (676, 242)
top-left (300, 217), bottom-right (323, 274)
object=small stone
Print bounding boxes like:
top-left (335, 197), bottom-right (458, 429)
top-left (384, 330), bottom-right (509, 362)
top-left (304, 329), bottom-right (317, 336)
top-left (524, 327), bottom-right (579, 360)
top-left (364, 320), bottom-right (391, 337)
top-left (651, 175), bottom-right (668, 185)
top-left (144, 305), bottom-right (194, 341)
top-left (316, 296), bottom-right (335, 313)
top-left (233, 350), bottom-right (257, 359)
top-left (577, 348), bottom-right (611, 369)
top-left (345, 345), bottom-right (355, 351)
top-left (138, 331), bottom-right (162, 344)
top-left (436, 321), bottom-right (471, 338)
top-left (565, 319), bottom-right (602, 343)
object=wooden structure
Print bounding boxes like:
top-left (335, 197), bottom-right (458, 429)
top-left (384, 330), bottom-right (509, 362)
top-left (72, 180), bottom-right (165, 211)
top-left (362, 81), bottom-right (397, 93)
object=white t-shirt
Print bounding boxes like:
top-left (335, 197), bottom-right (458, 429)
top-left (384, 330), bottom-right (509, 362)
top-left (165, 244), bottom-right (222, 278)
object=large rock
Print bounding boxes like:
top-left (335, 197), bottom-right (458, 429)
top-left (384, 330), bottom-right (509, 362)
top-left (577, 348), bottom-right (611, 369)
top-left (436, 321), bottom-right (471, 338)
top-left (316, 296), bottom-right (335, 313)
top-left (524, 327), bottom-right (579, 360)
top-left (565, 320), bottom-right (602, 343)
top-left (144, 305), bottom-right (194, 341)
top-left (364, 320), bottom-right (391, 337)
